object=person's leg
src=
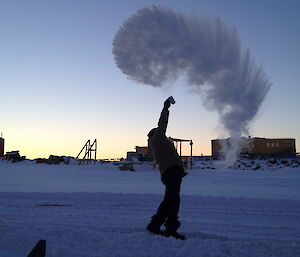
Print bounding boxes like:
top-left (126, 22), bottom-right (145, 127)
top-left (164, 170), bottom-right (182, 234)
top-left (161, 167), bottom-right (184, 239)
top-left (146, 191), bottom-right (167, 234)
top-left (146, 174), bottom-right (169, 234)
top-left (154, 185), bottom-right (169, 219)
top-left (147, 167), bottom-right (184, 236)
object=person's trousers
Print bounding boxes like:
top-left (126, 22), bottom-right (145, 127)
top-left (155, 166), bottom-right (183, 231)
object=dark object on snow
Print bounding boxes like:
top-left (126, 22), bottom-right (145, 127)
top-left (27, 240), bottom-right (46, 257)
top-left (35, 158), bottom-right (48, 164)
top-left (292, 159), bottom-right (299, 167)
top-left (118, 164), bottom-right (135, 171)
top-left (47, 155), bottom-right (64, 164)
top-left (35, 156), bottom-right (71, 165)
top-left (2, 151), bottom-right (25, 162)
top-left (268, 159), bottom-right (277, 165)
top-left (252, 164), bottom-right (261, 170)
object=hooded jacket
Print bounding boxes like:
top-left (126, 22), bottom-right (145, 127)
top-left (148, 107), bottom-right (183, 176)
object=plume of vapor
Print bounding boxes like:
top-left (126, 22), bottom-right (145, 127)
top-left (112, 6), bottom-right (271, 138)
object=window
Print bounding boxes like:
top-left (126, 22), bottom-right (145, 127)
top-left (266, 143), bottom-right (270, 147)
top-left (271, 143), bottom-right (275, 147)
top-left (276, 143), bottom-right (279, 147)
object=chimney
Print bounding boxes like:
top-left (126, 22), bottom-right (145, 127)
top-left (0, 133), bottom-right (4, 157)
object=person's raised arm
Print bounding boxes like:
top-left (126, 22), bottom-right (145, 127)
top-left (156, 99), bottom-right (171, 136)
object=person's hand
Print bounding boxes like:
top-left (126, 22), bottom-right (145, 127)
top-left (164, 99), bottom-right (171, 109)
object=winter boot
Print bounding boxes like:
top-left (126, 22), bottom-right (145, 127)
top-left (163, 230), bottom-right (186, 240)
top-left (146, 215), bottom-right (165, 235)
top-left (164, 219), bottom-right (186, 240)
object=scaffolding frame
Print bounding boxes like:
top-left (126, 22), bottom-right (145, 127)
top-left (169, 137), bottom-right (193, 169)
top-left (76, 139), bottom-right (97, 165)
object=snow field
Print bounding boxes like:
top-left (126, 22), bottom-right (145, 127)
top-left (1, 192), bottom-right (299, 257)
top-left (0, 160), bottom-right (300, 256)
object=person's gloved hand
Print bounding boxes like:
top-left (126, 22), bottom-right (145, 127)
top-left (164, 99), bottom-right (171, 109)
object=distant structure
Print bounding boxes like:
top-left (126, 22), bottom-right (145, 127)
top-left (212, 137), bottom-right (296, 159)
top-left (169, 137), bottom-right (193, 169)
top-left (135, 146), bottom-right (150, 156)
top-left (0, 133), bottom-right (4, 158)
top-left (76, 139), bottom-right (97, 165)
top-left (127, 146), bottom-right (152, 162)
top-left (127, 137), bottom-right (194, 169)
top-left (2, 151), bottom-right (26, 162)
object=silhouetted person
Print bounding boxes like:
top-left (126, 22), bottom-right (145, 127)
top-left (146, 97), bottom-right (186, 240)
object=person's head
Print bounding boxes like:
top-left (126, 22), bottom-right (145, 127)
top-left (147, 128), bottom-right (157, 139)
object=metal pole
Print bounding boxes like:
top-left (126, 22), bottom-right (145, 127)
top-left (95, 139), bottom-right (97, 164)
top-left (180, 141), bottom-right (182, 157)
top-left (190, 140), bottom-right (193, 170)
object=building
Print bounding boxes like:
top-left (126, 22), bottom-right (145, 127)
top-left (0, 136), bottom-right (4, 158)
top-left (135, 146), bottom-right (150, 156)
top-left (212, 137), bottom-right (296, 159)
top-left (127, 139), bottom-right (194, 169)
top-left (126, 146), bottom-right (152, 162)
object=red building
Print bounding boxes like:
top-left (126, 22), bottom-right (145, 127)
top-left (135, 146), bottom-right (150, 156)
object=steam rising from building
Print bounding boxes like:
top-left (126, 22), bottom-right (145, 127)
top-left (113, 6), bottom-right (271, 138)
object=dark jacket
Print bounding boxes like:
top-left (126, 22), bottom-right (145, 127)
top-left (148, 107), bottom-right (183, 176)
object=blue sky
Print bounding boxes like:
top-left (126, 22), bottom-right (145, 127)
top-left (1, 0), bottom-right (299, 159)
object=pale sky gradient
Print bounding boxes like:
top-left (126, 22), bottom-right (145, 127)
top-left (1, 0), bottom-right (299, 159)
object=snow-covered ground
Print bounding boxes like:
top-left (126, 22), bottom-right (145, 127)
top-left (1, 160), bottom-right (300, 257)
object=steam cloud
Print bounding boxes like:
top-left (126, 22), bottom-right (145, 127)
top-left (113, 6), bottom-right (271, 137)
